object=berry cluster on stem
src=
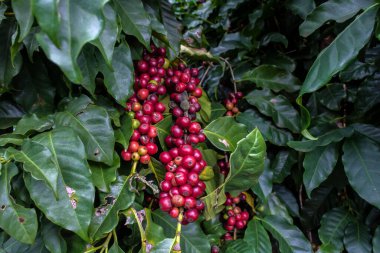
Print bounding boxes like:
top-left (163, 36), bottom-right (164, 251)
top-left (224, 91), bottom-right (243, 116)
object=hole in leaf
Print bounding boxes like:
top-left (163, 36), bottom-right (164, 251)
top-left (94, 148), bottom-right (100, 156)
top-left (105, 195), bottom-right (115, 205)
top-left (18, 217), bottom-right (25, 223)
top-left (1, 205), bottom-right (6, 210)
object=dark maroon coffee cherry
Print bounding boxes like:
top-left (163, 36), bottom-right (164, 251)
top-left (192, 187), bottom-right (203, 198)
top-left (179, 144), bottom-right (193, 156)
top-left (170, 125), bottom-right (184, 138)
top-left (184, 208), bottom-right (199, 223)
top-left (179, 184), bottom-right (193, 197)
top-left (195, 200), bottom-right (205, 210)
top-left (137, 60), bottom-right (148, 72)
top-left (188, 122), bottom-right (201, 134)
top-left (184, 196), bottom-right (196, 209)
top-left (187, 172), bottom-right (199, 186)
top-left (160, 181), bottom-right (172, 192)
top-left (138, 123), bottom-right (150, 134)
top-left (176, 116), bottom-right (191, 129)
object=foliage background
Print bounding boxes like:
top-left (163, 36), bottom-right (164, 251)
top-left (0, 0), bottom-right (380, 252)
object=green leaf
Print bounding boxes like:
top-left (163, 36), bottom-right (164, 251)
top-left (225, 240), bottom-right (252, 253)
top-left (92, 3), bottom-right (118, 65)
top-left (7, 140), bottom-right (59, 196)
top-left (343, 222), bottom-right (371, 253)
top-left (25, 128), bottom-right (95, 241)
top-left (274, 185), bottom-right (300, 217)
top-left (36, 0), bottom-right (108, 83)
top-left (272, 150), bottom-right (297, 183)
top-left (251, 159), bottom-right (273, 200)
top-left (55, 100), bottom-right (115, 166)
top-left (210, 103), bottom-right (226, 121)
top-left (98, 42), bottom-right (134, 106)
top-left (339, 61), bottom-right (376, 82)
top-left (12, 0), bottom-right (33, 41)
top-left (197, 89), bottom-right (211, 123)
top-left (204, 116), bottom-right (248, 152)
top-left (113, 0), bottom-right (151, 48)
top-left (0, 133), bottom-right (24, 146)
top-left (246, 89), bottom-right (300, 133)
top-left (151, 238), bottom-right (175, 253)
top-left (14, 114), bottom-right (53, 135)
top-left (32, 0), bottom-right (60, 45)
top-left (286, 0), bottom-right (315, 19)
top-left (0, 163), bottom-right (38, 244)
top-left (89, 176), bottom-right (135, 241)
top-left (0, 3), bottom-right (6, 23)
top-left (318, 83), bottom-right (347, 111)
top-left (263, 193), bottom-right (293, 224)
top-left (261, 32), bottom-right (288, 48)
top-left (90, 152), bottom-right (119, 193)
top-left (303, 143), bottom-right (339, 197)
top-left (240, 65), bottom-right (300, 93)
top-left (41, 221), bottom-right (67, 253)
top-left (145, 208), bottom-right (166, 247)
top-left (77, 45), bottom-right (98, 97)
top-left (2, 237), bottom-right (30, 252)
top-left (299, 4), bottom-right (379, 95)
top-left (288, 127), bottom-right (353, 152)
top-left (244, 219), bottom-right (271, 253)
top-left (342, 135), bottom-right (380, 209)
top-left (355, 76), bottom-right (380, 114)
top-left (374, 226), bottom-right (380, 253)
top-left (261, 215), bottom-right (313, 253)
top-left (109, 242), bottom-right (125, 253)
top-left (155, 116), bottom-right (172, 151)
top-left (225, 128), bottom-right (266, 195)
top-left (152, 210), bottom-right (211, 253)
top-left (319, 208), bottom-right (350, 250)
top-left (237, 110), bottom-right (294, 146)
top-left (0, 20), bottom-right (22, 90)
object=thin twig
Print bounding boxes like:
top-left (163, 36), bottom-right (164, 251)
top-left (220, 57), bottom-right (237, 93)
top-left (200, 65), bottom-right (211, 86)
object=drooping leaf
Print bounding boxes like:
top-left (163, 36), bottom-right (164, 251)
top-left (12, 0), bottom-right (33, 41)
top-left (261, 32), bottom-right (289, 48)
top-left (32, 0), bottom-right (60, 45)
top-left (318, 83), bottom-right (347, 111)
top-left (355, 75), bottom-right (380, 115)
top-left (299, 4), bottom-right (379, 95)
top-left (0, 163), bottom-right (38, 244)
top-left (151, 238), bottom-right (174, 253)
top-left (77, 45), bottom-right (98, 97)
top-left (55, 99), bottom-right (115, 166)
top-left (251, 159), bottom-right (273, 200)
top-left (299, 0), bottom-right (375, 37)
top-left (243, 219), bottom-right (271, 253)
top-left (92, 3), bottom-right (118, 65)
top-left (303, 142), bottom-right (339, 197)
top-left (25, 128), bottom-right (95, 241)
top-left (261, 215), bottom-right (313, 253)
top-left (286, 0), bottom-right (315, 19)
top-left (241, 65), bottom-right (300, 93)
top-left (89, 176), bottom-right (135, 241)
top-left (342, 134), bottom-right (380, 209)
top-left (203, 116), bottom-right (248, 152)
top-left (90, 152), bottom-right (119, 193)
top-left (225, 128), bottom-right (266, 195)
top-left (14, 114), bottom-right (53, 135)
top-left (246, 89), bottom-right (300, 133)
top-left (263, 193), bottom-right (293, 224)
top-left (352, 124), bottom-right (380, 144)
top-left (271, 150), bottom-right (297, 183)
top-left (98, 42), bottom-right (134, 106)
top-left (288, 127), bottom-right (354, 152)
top-left (343, 222), bottom-right (371, 253)
top-left (0, 133), bottom-right (24, 146)
top-left (41, 221), bottom-right (67, 253)
top-left (319, 208), bottom-right (350, 250)
top-left (7, 140), bottom-right (59, 196)
top-left (237, 109), bottom-right (294, 146)
top-left (201, 184), bottom-right (226, 221)
top-left (152, 210), bottom-right (211, 253)
top-left (113, 0), bottom-right (151, 48)
top-left (273, 185), bottom-right (300, 217)
top-left (36, 0), bottom-right (108, 83)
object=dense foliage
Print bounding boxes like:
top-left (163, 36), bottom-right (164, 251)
top-left (0, 0), bottom-right (380, 252)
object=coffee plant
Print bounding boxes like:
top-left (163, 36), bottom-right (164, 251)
top-left (0, 0), bottom-right (380, 252)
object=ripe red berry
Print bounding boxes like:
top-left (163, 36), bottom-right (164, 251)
top-left (171, 194), bottom-right (185, 207)
top-left (170, 125), bottom-right (184, 138)
top-left (146, 142), bottom-right (158, 155)
top-left (227, 216), bottom-right (236, 226)
top-left (165, 172), bottom-right (175, 181)
top-left (184, 197), bottom-right (196, 209)
top-left (151, 112), bottom-right (163, 123)
top-left (160, 181), bottom-right (172, 192)
top-left (128, 141), bottom-right (139, 153)
top-left (179, 184), bottom-right (193, 197)
top-left (176, 116), bottom-right (191, 129)
top-left (159, 151), bottom-right (172, 164)
top-left (169, 207), bottom-right (179, 218)
top-left (188, 122), bottom-right (201, 134)
top-left (192, 186), bottom-right (203, 198)
top-left (121, 150), bottom-right (132, 161)
top-left (235, 220), bottom-right (246, 229)
top-left (184, 209), bottom-right (199, 223)
top-left (137, 88), bottom-right (149, 100)
top-left (211, 245), bottom-right (220, 253)
top-left (138, 123), bottom-right (150, 134)
top-left (195, 200), bottom-right (205, 210)
top-left (169, 148), bottom-right (179, 158)
top-left (179, 144), bottom-right (193, 156)
top-left (140, 154), bottom-right (150, 164)
top-left (148, 126), bottom-right (158, 138)
top-left (159, 197), bottom-right (172, 212)
top-left (187, 172), bottom-right (199, 186)
top-left (137, 60), bottom-right (148, 72)
top-left (175, 171), bottom-right (187, 186)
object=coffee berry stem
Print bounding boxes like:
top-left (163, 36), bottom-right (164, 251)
top-left (129, 161), bottom-right (138, 176)
top-left (172, 209), bottom-right (184, 253)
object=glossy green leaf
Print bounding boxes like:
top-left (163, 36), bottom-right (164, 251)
top-left (41, 221), bottom-right (67, 253)
top-left (355, 76), bottom-right (380, 114)
top-left (36, 0), bottom-right (108, 83)
top-left (55, 101), bottom-right (115, 166)
top-left (303, 143), bottom-right (339, 197)
top-left (244, 219), bottom-right (271, 253)
top-left (318, 83), bottom-right (347, 111)
top-left (2, 237), bottom-right (30, 252)
top-left (237, 110), bottom-right (293, 146)
top-left (109, 242), bottom-right (125, 253)
top-left (246, 89), bottom-right (300, 133)
top-left (197, 89), bottom-right (211, 123)
top-left (210, 103), bottom-right (226, 121)
top-left (152, 210), bottom-right (211, 253)
top-left (251, 159), bottom-right (273, 200)
top-left (201, 184), bottom-right (226, 220)
top-left (300, 4), bottom-right (379, 95)
top-left (343, 135), bottom-right (380, 209)
top-left (89, 176), bottom-right (135, 241)
top-left (25, 128), bottom-right (95, 241)
top-left (115, 115), bottom-right (134, 150)
top-left (98, 43), bottom-right (134, 106)
top-left (151, 238), bottom-right (174, 253)
top-left (0, 163), bottom-right (37, 244)
top-left (343, 222), bottom-right (371, 253)
top-left (340, 61), bottom-right (376, 82)
top-left (274, 185), bottom-right (300, 217)
top-left (300, 0), bottom-right (374, 37)
top-left (225, 240), bottom-right (252, 253)
top-left (261, 215), bottom-right (313, 253)
top-left (261, 32), bottom-right (288, 48)
top-left (272, 150), bottom-right (297, 183)
top-left (0, 20), bottom-right (22, 90)
top-left (288, 127), bottom-right (353, 152)
top-left (0, 3), bottom-right (6, 23)
top-left (32, 0), bottom-right (60, 45)
top-left (14, 114), bottom-right (53, 135)
top-left (374, 226), bottom-right (380, 253)
top-left (0, 133), bottom-right (24, 146)
top-left (90, 152), bottom-right (119, 193)
top-left (7, 140), bottom-right (59, 196)
top-left (113, 0), bottom-right (151, 48)
top-left (77, 46), bottom-right (98, 97)
top-left (319, 208), bottom-right (350, 250)
top-left (155, 116), bottom-right (172, 151)
top-left (92, 3), bottom-right (118, 65)
top-left (225, 128), bottom-right (266, 195)
top-left (145, 208), bottom-right (166, 247)
top-left (263, 193), bottom-right (293, 224)
top-left (286, 0), bottom-right (315, 19)
top-left (241, 65), bottom-right (300, 92)
top-left (204, 116), bottom-right (248, 152)
top-left (12, 0), bottom-right (33, 41)
top-left (159, 0), bottom-right (181, 58)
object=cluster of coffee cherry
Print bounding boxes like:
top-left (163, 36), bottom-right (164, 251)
top-left (224, 91), bottom-right (243, 116)
top-left (158, 63), bottom-right (208, 224)
top-left (121, 45), bottom-right (168, 164)
top-left (222, 192), bottom-right (250, 241)
top-left (217, 159), bottom-right (230, 177)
